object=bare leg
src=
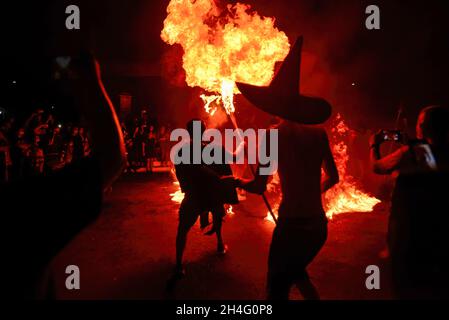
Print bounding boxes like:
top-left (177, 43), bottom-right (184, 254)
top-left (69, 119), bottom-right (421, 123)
top-left (267, 272), bottom-right (291, 300)
top-left (213, 206), bottom-right (226, 253)
top-left (199, 211), bottom-right (210, 229)
top-left (175, 224), bottom-right (189, 269)
top-left (215, 221), bottom-right (224, 249)
top-left (167, 220), bottom-right (190, 292)
top-left (295, 271), bottom-right (320, 300)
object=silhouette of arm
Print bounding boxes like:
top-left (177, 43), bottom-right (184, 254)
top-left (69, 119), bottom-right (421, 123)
top-left (370, 145), bottom-right (408, 175)
top-left (76, 57), bottom-right (126, 190)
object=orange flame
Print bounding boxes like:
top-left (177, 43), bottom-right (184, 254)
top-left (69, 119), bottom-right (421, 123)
top-left (226, 205), bottom-right (234, 216)
top-left (170, 182), bottom-right (185, 204)
top-left (323, 114), bottom-right (381, 219)
top-left (161, 0), bottom-right (290, 111)
top-left (163, 0), bottom-right (290, 214)
top-left (162, 1), bottom-right (380, 221)
top-left (169, 167), bottom-right (185, 203)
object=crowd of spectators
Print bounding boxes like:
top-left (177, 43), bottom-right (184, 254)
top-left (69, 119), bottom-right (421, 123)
top-left (0, 108), bottom-right (90, 183)
top-left (1, 108), bottom-right (173, 183)
top-left (121, 110), bottom-right (172, 173)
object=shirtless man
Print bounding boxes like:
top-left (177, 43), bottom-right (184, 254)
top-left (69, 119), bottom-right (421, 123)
top-left (243, 121), bottom-right (338, 299)
top-left (235, 36), bottom-right (336, 299)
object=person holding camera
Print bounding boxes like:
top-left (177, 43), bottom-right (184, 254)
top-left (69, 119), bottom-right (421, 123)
top-left (370, 105), bottom-right (449, 299)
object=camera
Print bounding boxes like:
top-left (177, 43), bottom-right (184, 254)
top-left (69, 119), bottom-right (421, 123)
top-left (379, 130), bottom-right (405, 144)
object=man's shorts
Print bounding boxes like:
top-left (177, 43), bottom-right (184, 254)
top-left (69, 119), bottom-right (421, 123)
top-left (178, 197), bottom-right (225, 231)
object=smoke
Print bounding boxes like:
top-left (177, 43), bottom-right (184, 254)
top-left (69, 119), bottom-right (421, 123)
top-left (160, 0), bottom-right (448, 131)
top-left (246, 0), bottom-right (449, 129)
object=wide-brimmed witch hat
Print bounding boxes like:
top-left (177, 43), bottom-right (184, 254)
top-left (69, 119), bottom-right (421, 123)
top-left (236, 36), bottom-right (332, 124)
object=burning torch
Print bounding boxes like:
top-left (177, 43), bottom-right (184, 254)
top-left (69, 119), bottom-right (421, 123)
top-left (222, 102), bottom-right (278, 225)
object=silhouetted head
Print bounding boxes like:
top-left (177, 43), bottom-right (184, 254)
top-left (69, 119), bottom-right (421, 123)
top-left (416, 105), bottom-right (449, 145)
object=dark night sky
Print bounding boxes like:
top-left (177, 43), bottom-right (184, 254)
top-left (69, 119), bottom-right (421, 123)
top-left (1, 0), bottom-right (448, 127)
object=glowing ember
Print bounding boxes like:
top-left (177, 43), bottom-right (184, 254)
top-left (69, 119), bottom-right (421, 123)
top-left (170, 185), bottom-right (185, 203)
top-left (200, 94), bottom-right (220, 116)
top-left (161, 0), bottom-right (290, 107)
top-left (170, 168), bottom-right (185, 203)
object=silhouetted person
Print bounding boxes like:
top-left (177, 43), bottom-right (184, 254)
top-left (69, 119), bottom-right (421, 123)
top-left (172, 119), bottom-right (239, 278)
top-left (0, 124), bottom-right (10, 182)
top-left (146, 125), bottom-right (157, 172)
top-left (27, 134), bottom-right (45, 176)
top-left (235, 36), bottom-right (335, 300)
top-left (46, 126), bottom-right (65, 171)
top-left (242, 121), bottom-right (338, 300)
top-left (132, 123), bottom-right (147, 169)
top-left (158, 125), bottom-right (170, 167)
top-left (371, 105), bottom-right (449, 299)
top-left (0, 55), bottom-right (126, 298)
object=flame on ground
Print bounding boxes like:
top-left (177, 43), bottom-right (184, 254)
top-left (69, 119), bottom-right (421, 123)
top-left (323, 114), bottom-right (381, 219)
top-left (170, 180), bottom-right (185, 203)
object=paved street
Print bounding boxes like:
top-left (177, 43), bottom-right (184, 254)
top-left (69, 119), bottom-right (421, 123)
top-left (48, 173), bottom-right (393, 300)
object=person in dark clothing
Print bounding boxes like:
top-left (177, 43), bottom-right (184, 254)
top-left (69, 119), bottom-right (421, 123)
top-left (71, 127), bottom-right (84, 162)
top-left (24, 109), bottom-right (45, 140)
top-left (173, 119), bottom-right (240, 277)
top-left (0, 125), bottom-right (10, 182)
top-left (132, 124), bottom-right (147, 169)
top-left (146, 125), bottom-right (157, 172)
top-left (0, 55), bottom-right (126, 299)
top-left (27, 134), bottom-right (45, 176)
top-left (9, 128), bottom-right (30, 180)
top-left (46, 125), bottom-right (65, 171)
top-left (371, 105), bottom-right (449, 299)
top-left (158, 125), bottom-right (171, 167)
